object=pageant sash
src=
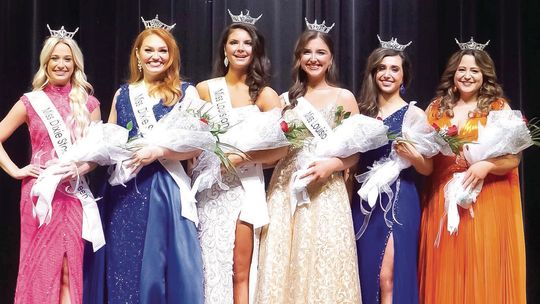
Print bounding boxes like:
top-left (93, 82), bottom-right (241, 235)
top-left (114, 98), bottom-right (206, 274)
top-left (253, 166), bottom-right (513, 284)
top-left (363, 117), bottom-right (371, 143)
top-left (288, 97), bottom-right (335, 216)
top-left (294, 97), bottom-right (333, 140)
top-left (208, 78), bottom-right (268, 228)
top-left (128, 83), bottom-right (198, 225)
top-left (208, 77), bottom-right (233, 129)
top-left (25, 90), bottom-right (105, 252)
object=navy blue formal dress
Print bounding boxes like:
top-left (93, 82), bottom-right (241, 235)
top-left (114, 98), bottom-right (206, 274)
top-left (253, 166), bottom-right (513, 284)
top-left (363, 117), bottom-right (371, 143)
top-left (84, 83), bottom-right (204, 304)
top-left (351, 105), bottom-right (420, 304)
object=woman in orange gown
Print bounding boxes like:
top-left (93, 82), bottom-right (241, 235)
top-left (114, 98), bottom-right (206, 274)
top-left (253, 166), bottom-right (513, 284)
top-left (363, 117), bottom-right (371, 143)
top-left (418, 41), bottom-right (526, 303)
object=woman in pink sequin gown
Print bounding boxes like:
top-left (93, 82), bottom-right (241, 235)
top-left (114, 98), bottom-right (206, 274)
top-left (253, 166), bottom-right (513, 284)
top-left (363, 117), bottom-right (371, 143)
top-left (0, 29), bottom-right (100, 303)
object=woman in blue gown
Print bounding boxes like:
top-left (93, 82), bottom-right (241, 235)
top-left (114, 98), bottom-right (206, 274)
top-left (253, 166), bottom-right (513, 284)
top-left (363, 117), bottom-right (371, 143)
top-left (352, 38), bottom-right (432, 304)
top-left (84, 20), bottom-right (204, 304)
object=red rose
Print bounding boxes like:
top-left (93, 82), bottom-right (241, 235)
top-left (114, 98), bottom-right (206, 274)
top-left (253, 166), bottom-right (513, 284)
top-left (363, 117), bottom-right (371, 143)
top-left (447, 125), bottom-right (458, 137)
top-left (280, 120), bottom-right (289, 133)
top-left (200, 117), bottom-right (208, 124)
top-left (523, 116), bottom-right (529, 126)
top-left (431, 123), bottom-right (441, 132)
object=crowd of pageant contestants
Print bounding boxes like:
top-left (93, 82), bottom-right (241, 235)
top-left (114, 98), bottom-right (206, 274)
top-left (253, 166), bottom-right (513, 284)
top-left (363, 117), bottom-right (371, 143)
top-left (0, 15), bottom-right (527, 304)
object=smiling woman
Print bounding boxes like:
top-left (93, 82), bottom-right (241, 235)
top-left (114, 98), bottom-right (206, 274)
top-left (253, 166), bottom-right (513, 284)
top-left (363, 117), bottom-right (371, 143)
top-left (352, 39), bottom-right (430, 304)
top-left (46, 43), bottom-right (74, 86)
top-left (419, 44), bottom-right (526, 304)
top-left (0, 26), bottom-right (100, 304)
top-left (136, 34), bottom-right (170, 80)
top-left (83, 19), bottom-right (204, 304)
top-left (256, 26), bottom-right (362, 304)
top-left (195, 16), bottom-right (284, 304)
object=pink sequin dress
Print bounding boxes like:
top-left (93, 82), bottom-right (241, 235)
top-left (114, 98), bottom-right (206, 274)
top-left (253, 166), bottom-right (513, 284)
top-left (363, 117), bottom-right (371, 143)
top-left (14, 83), bottom-right (99, 304)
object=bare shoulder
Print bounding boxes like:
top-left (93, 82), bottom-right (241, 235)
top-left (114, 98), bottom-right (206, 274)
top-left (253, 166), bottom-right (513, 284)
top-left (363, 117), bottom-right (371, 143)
top-left (195, 80), bottom-right (210, 102)
top-left (12, 100), bottom-right (28, 117)
top-left (111, 88), bottom-right (122, 107)
top-left (256, 86), bottom-right (281, 111)
top-left (336, 88), bottom-right (358, 114)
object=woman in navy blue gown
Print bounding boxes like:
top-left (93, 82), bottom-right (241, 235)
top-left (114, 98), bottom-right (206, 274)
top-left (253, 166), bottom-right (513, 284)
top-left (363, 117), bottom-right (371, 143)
top-left (352, 37), bottom-right (432, 304)
top-left (84, 18), bottom-right (204, 304)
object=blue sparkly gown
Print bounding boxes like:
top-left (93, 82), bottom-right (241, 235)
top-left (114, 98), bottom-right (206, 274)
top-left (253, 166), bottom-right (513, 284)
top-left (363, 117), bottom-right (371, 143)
top-left (351, 105), bottom-right (420, 304)
top-left (83, 83), bottom-right (204, 304)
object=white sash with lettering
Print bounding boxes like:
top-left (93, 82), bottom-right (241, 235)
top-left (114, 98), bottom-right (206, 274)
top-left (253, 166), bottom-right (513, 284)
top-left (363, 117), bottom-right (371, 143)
top-left (294, 97), bottom-right (333, 140)
top-left (128, 83), bottom-right (199, 224)
top-left (207, 78), bottom-right (268, 228)
top-left (208, 77), bottom-right (234, 129)
top-left (208, 78), bottom-right (267, 304)
top-left (25, 90), bottom-right (105, 252)
top-left (288, 97), bottom-right (335, 216)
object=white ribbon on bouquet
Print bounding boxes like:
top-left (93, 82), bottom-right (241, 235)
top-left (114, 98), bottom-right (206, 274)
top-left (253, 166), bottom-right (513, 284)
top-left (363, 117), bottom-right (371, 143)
top-left (354, 103), bottom-right (449, 239)
top-left (110, 83), bottom-right (217, 225)
top-left (26, 91), bottom-right (106, 252)
top-left (441, 110), bottom-right (534, 238)
top-left (286, 97), bottom-right (335, 216)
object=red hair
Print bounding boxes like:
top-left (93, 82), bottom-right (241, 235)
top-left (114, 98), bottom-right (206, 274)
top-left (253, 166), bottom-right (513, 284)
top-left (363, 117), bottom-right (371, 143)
top-left (129, 28), bottom-right (182, 106)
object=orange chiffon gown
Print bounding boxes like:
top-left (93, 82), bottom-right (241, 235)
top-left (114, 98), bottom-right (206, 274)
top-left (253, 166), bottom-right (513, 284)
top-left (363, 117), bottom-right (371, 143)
top-left (418, 99), bottom-right (526, 304)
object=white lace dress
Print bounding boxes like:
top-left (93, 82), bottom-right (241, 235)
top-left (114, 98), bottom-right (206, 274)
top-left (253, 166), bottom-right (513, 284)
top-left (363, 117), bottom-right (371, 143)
top-left (196, 105), bottom-right (266, 304)
top-left (255, 105), bottom-right (362, 304)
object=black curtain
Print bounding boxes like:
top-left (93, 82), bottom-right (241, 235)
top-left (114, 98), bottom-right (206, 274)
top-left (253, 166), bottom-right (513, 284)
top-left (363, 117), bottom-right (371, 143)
top-left (0, 0), bottom-right (538, 301)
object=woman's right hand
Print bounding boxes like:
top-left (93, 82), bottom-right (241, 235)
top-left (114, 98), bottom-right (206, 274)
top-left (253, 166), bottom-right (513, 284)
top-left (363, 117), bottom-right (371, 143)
top-left (12, 164), bottom-right (42, 180)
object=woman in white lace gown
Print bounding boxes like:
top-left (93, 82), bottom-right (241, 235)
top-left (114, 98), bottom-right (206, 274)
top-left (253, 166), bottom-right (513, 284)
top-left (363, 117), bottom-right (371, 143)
top-left (195, 21), bottom-right (285, 304)
top-left (255, 28), bottom-right (362, 304)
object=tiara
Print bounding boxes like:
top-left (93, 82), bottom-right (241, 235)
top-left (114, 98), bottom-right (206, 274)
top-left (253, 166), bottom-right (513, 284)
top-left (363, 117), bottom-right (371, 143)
top-left (141, 15), bottom-right (176, 31)
top-left (305, 18), bottom-right (335, 33)
top-left (377, 35), bottom-right (412, 51)
top-left (47, 24), bottom-right (79, 39)
top-left (228, 9), bottom-right (262, 25)
top-left (455, 37), bottom-right (490, 51)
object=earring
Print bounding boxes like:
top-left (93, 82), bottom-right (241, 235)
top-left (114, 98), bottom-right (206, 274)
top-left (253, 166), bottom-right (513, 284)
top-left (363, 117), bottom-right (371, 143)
top-left (137, 59), bottom-right (142, 72)
top-left (400, 84), bottom-right (406, 95)
top-left (452, 85), bottom-right (457, 93)
top-left (223, 54), bottom-right (229, 67)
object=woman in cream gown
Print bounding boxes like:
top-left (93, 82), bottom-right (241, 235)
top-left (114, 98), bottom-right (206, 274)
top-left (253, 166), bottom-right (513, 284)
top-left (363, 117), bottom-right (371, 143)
top-left (255, 27), bottom-right (362, 304)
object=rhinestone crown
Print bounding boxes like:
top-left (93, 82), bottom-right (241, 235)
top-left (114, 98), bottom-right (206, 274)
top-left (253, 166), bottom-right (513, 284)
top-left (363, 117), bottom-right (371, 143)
top-left (377, 35), bottom-right (412, 51)
top-left (455, 37), bottom-right (490, 51)
top-left (228, 9), bottom-right (262, 25)
top-left (305, 18), bottom-right (335, 33)
top-left (141, 15), bottom-right (176, 31)
top-left (47, 24), bottom-right (79, 39)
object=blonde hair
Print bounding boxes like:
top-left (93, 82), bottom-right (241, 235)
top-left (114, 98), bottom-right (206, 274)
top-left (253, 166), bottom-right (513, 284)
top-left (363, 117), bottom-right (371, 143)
top-left (128, 28), bottom-right (182, 106)
top-left (32, 37), bottom-right (93, 141)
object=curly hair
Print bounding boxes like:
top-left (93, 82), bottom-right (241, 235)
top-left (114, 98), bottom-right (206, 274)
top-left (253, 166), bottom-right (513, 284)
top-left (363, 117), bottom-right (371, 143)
top-left (128, 28), bottom-right (182, 107)
top-left (286, 30), bottom-right (339, 109)
top-left (433, 49), bottom-right (504, 118)
top-left (32, 37), bottom-right (93, 141)
top-left (357, 48), bottom-right (411, 118)
top-left (213, 23), bottom-right (271, 102)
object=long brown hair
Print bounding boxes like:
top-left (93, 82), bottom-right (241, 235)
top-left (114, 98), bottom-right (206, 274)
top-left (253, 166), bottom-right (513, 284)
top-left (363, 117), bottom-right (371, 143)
top-left (213, 23), bottom-right (271, 102)
top-left (357, 48), bottom-right (411, 118)
top-left (433, 49), bottom-right (504, 118)
top-left (128, 28), bottom-right (182, 106)
top-left (287, 30), bottom-right (339, 109)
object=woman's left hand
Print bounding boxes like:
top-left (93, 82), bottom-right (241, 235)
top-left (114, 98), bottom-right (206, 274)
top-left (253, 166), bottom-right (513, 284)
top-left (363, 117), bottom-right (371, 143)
top-left (126, 146), bottom-right (165, 170)
top-left (300, 158), bottom-right (340, 187)
top-left (394, 140), bottom-right (422, 163)
top-left (56, 162), bottom-right (94, 183)
top-left (462, 160), bottom-right (494, 190)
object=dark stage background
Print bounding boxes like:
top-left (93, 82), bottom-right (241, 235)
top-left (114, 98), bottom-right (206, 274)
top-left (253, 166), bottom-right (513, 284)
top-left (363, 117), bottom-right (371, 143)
top-left (0, 0), bottom-right (538, 302)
